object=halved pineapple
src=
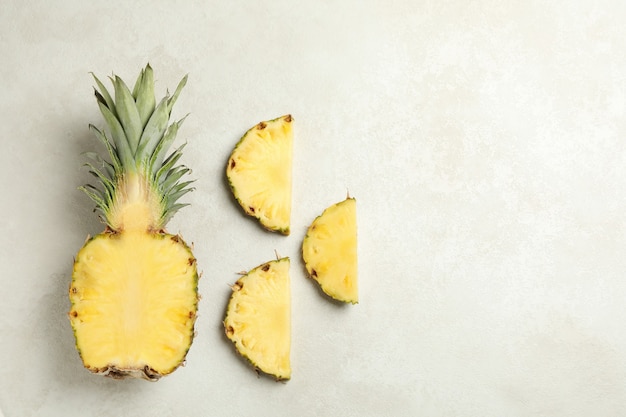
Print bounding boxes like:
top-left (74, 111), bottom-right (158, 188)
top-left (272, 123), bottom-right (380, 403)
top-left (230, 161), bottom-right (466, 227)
top-left (71, 232), bottom-right (197, 379)
top-left (69, 65), bottom-right (198, 380)
top-left (302, 197), bottom-right (358, 304)
top-left (226, 115), bottom-right (293, 235)
top-left (224, 257), bottom-right (291, 380)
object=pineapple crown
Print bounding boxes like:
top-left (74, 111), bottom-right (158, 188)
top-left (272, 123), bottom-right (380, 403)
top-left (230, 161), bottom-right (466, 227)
top-left (80, 64), bottom-right (193, 231)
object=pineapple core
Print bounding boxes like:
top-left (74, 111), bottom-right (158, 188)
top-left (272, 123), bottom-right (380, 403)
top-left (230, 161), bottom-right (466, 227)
top-left (70, 231), bottom-right (197, 378)
top-left (107, 174), bottom-right (163, 232)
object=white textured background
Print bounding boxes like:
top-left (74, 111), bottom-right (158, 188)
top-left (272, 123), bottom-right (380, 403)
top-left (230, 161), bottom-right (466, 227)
top-left (1, 1), bottom-right (626, 416)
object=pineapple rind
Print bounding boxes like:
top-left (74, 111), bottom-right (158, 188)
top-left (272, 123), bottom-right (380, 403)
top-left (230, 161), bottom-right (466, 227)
top-left (224, 257), bottom-right (291, 380)
top-left (226, 115), bottom-right (293, 235)
top-left (302, 198), bottom-right (358, 304)
top-left (69, 231), bottom-right (199, 381)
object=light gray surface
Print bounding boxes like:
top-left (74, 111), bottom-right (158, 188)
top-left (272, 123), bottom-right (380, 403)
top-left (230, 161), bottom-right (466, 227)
top-left (2, 1), bottom-right (626, 416)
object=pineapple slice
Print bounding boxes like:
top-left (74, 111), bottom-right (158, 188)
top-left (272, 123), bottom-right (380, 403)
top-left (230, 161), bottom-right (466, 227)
top-left (69, 65), bottom-right (198, 380)
top-left (224, 258), bottom-right (291, 380)
top-left (226, 115), bottom-right (293, 235)
top-left (302, 198), bottom-right (358, 304)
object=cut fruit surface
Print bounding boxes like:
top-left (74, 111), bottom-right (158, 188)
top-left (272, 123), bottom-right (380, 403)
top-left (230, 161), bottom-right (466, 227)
top-left (302, 197), bottom-right (358, 304)
top-left (70, 231), bottom-right (198, 380)
top-left (224, 257), bottom-right (291, 380)
top-left (226, 115), bottom-right (293, 235)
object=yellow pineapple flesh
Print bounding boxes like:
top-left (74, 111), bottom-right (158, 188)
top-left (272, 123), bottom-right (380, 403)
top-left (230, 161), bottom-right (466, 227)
top-left (226, 115), bottom-right (293, 235)
top-left (70, 232), bottom-right (197, 379)
top-left (224, 258), bottom-right (291, 380)
top-left (302, 198), bottom-right (358, 304)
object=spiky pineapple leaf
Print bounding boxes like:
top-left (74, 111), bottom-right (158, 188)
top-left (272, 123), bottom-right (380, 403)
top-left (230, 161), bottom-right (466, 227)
top-left (134, 65), bottom-right (156, 128)
top-left (154, 117), bottom-right (186, 170)
top-left (91, 74), bottom-right (116, 118)
top-left (161, 166), bottom-right (191, 192)
top-left (89, 125), bottom-right (122, 174)
top-left (167, 75), bottom-right (187, 113)
top-left (82, 65), bottom-right (193, 230)
top-left (97, 101), bottom-right (134, 168)
top-left (113, 76), bottom-right (142, 155)
top-left (137, 97), bottom-right (169, 164)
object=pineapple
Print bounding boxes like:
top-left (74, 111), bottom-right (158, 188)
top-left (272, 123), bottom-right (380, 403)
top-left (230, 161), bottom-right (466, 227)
top-left (302, 198), bottom-right (358, 304)
top-left (69, 65), bottom-right (199, 381)
top-left (224, 258), bottom-right (291, 380)
top-left (226, 115), bottom-right (293, 235)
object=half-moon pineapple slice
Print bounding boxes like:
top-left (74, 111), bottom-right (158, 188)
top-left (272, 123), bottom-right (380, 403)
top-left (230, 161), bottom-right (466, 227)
top-left (302, 198), bottom-right (358, 304)
top-left (226, 115), bottom-right (293, 235)
top-left (224, 257), bottom-right (291, 380)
